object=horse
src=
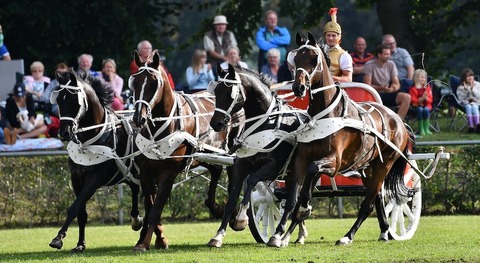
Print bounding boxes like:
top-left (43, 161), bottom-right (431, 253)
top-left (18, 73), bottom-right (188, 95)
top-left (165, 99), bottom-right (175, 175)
top-left (129, 50), bottom-right (233, 251)
top-left (266, 32), bottom-right (416, 247)
top-left (208, 63), bottom-right (320, 247)
top-left (48, 70), bottom-right (143, 253)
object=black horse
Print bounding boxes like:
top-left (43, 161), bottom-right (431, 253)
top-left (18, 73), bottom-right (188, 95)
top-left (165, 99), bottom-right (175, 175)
top-left (48, 70), bottom-right (143, 253)
top-left (208, 64), bottom-right (320, 247)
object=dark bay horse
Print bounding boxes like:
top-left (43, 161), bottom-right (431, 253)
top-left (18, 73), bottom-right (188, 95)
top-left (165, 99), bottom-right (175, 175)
top-left (267, 32), bottom-right (416, 247)
top-left (129, 51), bottom-right (231, 251)
top-left (208, 63), bottom-right (318, 247)
top-left (49, 70), bottom-right (143, 253)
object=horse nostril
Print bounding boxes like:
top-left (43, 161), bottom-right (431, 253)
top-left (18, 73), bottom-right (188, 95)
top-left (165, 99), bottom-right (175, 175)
top-left (299, 85), bottom-right (306, 93)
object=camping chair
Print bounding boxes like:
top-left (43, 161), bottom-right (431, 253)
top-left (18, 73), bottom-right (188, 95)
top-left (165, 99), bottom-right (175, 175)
top-left (445, 75), bottom-right (468, 131)
top-left (428, 78), bottom-right (451, 132)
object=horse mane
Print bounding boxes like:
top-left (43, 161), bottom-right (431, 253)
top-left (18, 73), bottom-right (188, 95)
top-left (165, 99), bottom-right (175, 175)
top-left (234, 65), bottom-right (276, 87)
top-left (76, 70), bottom-right (114, 108)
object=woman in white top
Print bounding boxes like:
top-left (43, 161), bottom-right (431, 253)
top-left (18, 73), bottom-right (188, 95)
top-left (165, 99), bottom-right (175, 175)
top-left (456, 67), bottom-right (480, 132)
top-left (185, 49), bottom-right (215, 93)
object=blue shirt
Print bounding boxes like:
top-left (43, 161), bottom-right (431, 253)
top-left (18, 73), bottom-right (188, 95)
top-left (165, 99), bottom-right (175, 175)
top-left (0, 44), bottom-right (10, 59)
top-left (185, 64), bottom-right (215, 91)
top-left (390, 47), bottom-right (413, 80)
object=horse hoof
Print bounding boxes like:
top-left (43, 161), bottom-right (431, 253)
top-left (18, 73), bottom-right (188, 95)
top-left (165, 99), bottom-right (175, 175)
top-left (49, 239), bottom-right (63, 249)
top-left (132, 244), bottom-right (149, 252)
top-left (70, 245), bottom-right (85, 253)
top-left (207, 238), bottom-right (222, 248)
top-left (131, 216), bottom-right (143, 231)
top-left (155, 237), bottom-right (169, 250)
top-left (232, 219), bottom-right (248, 231)
top-left (266, 236), bottom-right (282, 248)
top-left (293, 237), bottom-right (305, 245)
top-left (335, 237), bottom-right (352, 246)
top-left (378, 232), bottom-right (389, 242)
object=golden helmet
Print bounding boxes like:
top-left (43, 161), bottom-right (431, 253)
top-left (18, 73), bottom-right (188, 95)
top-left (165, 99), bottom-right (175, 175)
top-left (323, 7), bottom-right (342, 34)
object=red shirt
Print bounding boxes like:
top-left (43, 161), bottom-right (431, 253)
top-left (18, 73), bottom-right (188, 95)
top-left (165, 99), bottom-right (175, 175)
top-left (350, 52), bottom-right (375, 67)
top-left (409, 84), bottom-right (433, 110)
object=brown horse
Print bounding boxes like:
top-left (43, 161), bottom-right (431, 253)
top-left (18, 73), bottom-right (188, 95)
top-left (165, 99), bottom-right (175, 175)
top-left (267, 32), bottom-right (416, 247)
top-left (129, 51), bottom-right (231, 251)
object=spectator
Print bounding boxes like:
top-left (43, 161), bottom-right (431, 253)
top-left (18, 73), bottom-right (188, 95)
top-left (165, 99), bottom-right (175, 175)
top-left (97, 58), bottom-right (124, 111)
top-left (363, 43), bottom-right (411, 120)
top-left (456, 68), bottom-right (480, 133)
top-left (23, 61), bottom-right (51, 111)
top-left (220, 46), bottom-right (249, 70)
top-left (350, 36), bottom-right (374, 83)
top-left (0, 24), bottom-right (11, 61)
top-left (77, 54), bottom-right (99, 77)
top-left (5, 83), bottom-right (48, 141)
top-left (382, 34), bottom-right (414, 81)
top-left (42, 62), bottom-right (69, 117)
top-left (185, 49), bottom-right (215, 93)
top-left (277, 53), bottom-right (294, 83)
top-left (256, 10), bottom-right (290, 72)
top-left (204, 15), bottom-right (237, 76)
top-left (409, 69), bottom-right (433, 135)
top-left (129, 40), bottom-right (175, 89)
top-left (260, 48), bottom-right (280, 83)
top-left (323, 7), bottom-right (353, 83)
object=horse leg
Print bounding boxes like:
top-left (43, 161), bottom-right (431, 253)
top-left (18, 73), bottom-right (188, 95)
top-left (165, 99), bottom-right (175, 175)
top-left (208, 163), bottom-right (248, 248)
top-left (134, 191), bottom-right (153, 251)
top-left (127, 182), bottom-right (143, 231)
top-left (49, 174), bottom-right (97, 252)
top-left (153, 223), bottom-right (168, 249)
top-left (203, 164), bottom-right (225, 219)
top-left (375, 193), bottom-right (390, 241)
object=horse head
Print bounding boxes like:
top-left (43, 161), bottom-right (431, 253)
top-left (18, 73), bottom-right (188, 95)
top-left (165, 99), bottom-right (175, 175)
top-left (290, 32), bottom-right (328, 98)
top-left (129, 50), bottom-right (170, 127)
top-left (209, 63), bottom-right (245, 132)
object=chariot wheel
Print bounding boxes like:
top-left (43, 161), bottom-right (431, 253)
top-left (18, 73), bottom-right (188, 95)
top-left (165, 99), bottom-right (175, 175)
top-left (247, 181), bottom-right (283, 243)
top-left (384, 160), bottom-right (422, 240)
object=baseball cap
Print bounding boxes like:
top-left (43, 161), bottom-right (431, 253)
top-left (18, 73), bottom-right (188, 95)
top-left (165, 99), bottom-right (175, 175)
top-left (14, 83), bottom-right (26, 97)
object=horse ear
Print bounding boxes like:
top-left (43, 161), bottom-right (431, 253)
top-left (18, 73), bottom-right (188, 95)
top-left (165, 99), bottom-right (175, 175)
top-left (150, 51), bottom-right (160, 69)
top-left (296, 32), bottom-right (304, 46)
top-left (216, 63), bottom-right (225, 78)
top-left (227, 63), bottom-right (235, 78)
top-left (68, 71), bottom-right (78, 86)
top-left (307, 32), bottom-right (316, 46)
top-left (134, 50), bottom-right (142, 67)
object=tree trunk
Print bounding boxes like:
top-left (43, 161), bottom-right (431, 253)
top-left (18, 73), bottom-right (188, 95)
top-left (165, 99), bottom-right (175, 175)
top-left (376, 0), bottom-right (416, 53)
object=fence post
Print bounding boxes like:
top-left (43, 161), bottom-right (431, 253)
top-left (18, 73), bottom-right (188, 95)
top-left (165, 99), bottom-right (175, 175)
top-left (118, 184), bottom-right (124, 225)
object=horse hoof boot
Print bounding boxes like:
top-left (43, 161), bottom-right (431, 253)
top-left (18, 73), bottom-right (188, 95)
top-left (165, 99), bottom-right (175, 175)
top-left (49, 238), bottom-right (63, 249)
top-left (335, 237), bottom-right (353, 246)
top-left (207, 238), bottom-right (222, 248)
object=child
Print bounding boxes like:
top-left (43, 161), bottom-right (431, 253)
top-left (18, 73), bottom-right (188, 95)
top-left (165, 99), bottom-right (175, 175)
top-left (409, 69), bottom-right (433, 135)
top-left (457, 68), bottom-right (480, 133)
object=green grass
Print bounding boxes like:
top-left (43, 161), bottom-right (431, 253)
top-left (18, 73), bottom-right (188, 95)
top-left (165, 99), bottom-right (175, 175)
top-left (1, 216), bottom-right (478, 262)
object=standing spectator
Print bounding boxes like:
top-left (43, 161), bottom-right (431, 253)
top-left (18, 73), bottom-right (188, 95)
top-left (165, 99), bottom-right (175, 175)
top-left (456, 68), bottom-right (480, 133)
top-left (129, 40), bottom-right (175, 89)
top-left (350, 36), bottom-right (374, 83)
top-left (220, 46), bottom-right (248, 70)
top-left (77, 54), bottom-right (99, 77)
top-left (256, 10), bottom-right (291, 72)
top-left (323, 7), bottom-right (353, 83)
top-left (260, 48), bottom-right (280, 83)
top-left (185, 49), bottom-right (215, 93)
top-left (204, 15), bottom-right (237, 77)
top-left (5, 83), bottom-right (47, 140)
top-left (363, 44), bottom-right (411, 120)
top-left (0, 24), bottom-right (11, 61)
top-left (23, 61), bottom-right (51, 111)
top-left (409, 69), bottom-right (433, 135)
top-left (97, 58), bottom-right (124, 111)
top-left (382, 34), bottom-right (414, 81)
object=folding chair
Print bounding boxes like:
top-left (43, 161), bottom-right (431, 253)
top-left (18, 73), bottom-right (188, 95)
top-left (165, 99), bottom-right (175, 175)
top-left (446, 75), bottom-right (468, 131)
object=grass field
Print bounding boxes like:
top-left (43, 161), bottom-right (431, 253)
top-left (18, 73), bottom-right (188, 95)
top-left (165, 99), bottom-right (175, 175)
top-left (0, 216), bottom-right (478, 262)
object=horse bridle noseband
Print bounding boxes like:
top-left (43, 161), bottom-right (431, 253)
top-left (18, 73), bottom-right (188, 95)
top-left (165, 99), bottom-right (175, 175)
top-left (50, 80), bottom-right (89, 133)
top-left (290, 43), bottom-right (323, 93)
top-left (128, 65), bottom-right (164, 121)
top-left (214, 72), bottom-right (246, 124)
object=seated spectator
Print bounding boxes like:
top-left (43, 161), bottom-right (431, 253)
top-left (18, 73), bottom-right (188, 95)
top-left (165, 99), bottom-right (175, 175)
top-left (350, 36), bottom-right (374, 83)
top-left (0, 24), bottom-right (11, 61)
top-left (23, 61), bottom-right (51, 111)
top-left (363, 43), bottom-right (411, 120)
top-left (97, 58), bottom-right (124, 111)
top-left (256, 10), bottom-right (290, 71)
top-left (277, 53), bottom-right (294, 83)
top-left (185, 49), bottom-right (215, 93)
top-left (409, 69), bottom-right (433, 135)
top-left (42, 62), bottom-right (69, 117)
top-left (129, 40), bottom-right (175, 89)
top-left (5, 83), bottom-right (48, 141)
top-left (456, 68), bottom-right (480, 133)
top-left (77, 53), bottom-right (99, 77)
top-left (260, 48), bottom-right (281, 83)
top-left (220, 46), bottom-right (248, 70)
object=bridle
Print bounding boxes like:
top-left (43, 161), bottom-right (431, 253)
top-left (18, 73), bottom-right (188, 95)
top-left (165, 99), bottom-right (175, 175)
top-left (210, 71), bottom-right (246, 124)
top-left (288, 42), bottom-right (323, 93)
top-left (50, 80), bottom-right (89, 134)
top-left (128, 65), bottom-right (164, 122)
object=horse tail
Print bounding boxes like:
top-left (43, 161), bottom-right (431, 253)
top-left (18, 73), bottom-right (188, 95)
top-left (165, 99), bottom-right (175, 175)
top-left (384, 123), bottom-right (416, 204)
